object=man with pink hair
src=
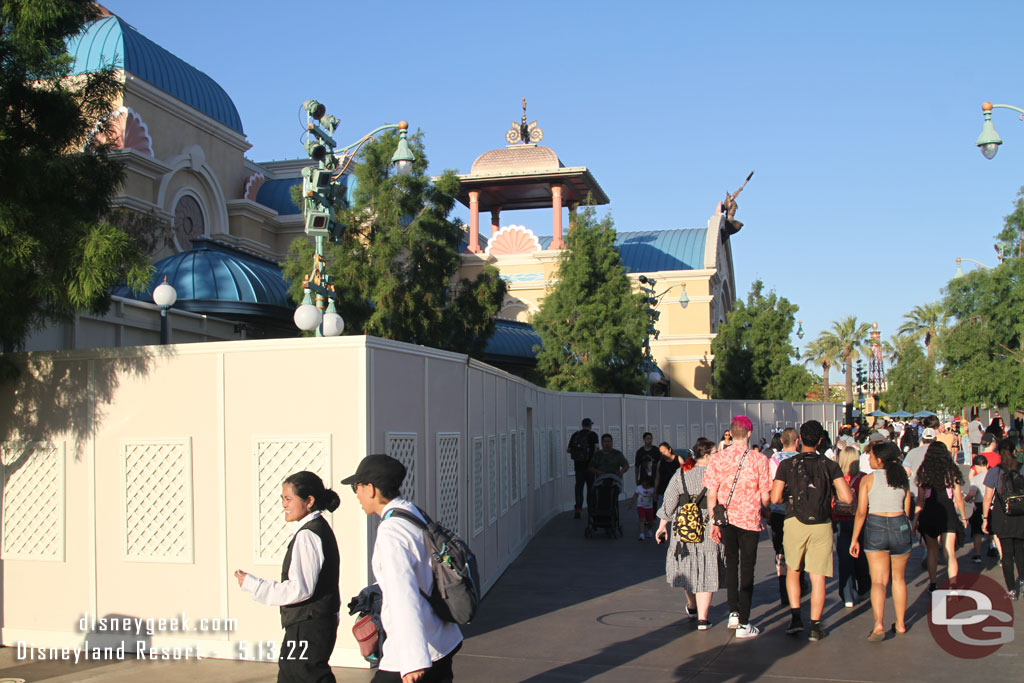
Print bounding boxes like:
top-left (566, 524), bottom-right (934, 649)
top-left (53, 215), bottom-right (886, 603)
top-left (704, 415), bottom-right (771, 638)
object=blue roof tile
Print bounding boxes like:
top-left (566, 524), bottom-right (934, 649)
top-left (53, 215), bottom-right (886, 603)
top-left (68, 16), bottom-right (244, 134)
top-left (255, 178), bottom-right (302, 216)
top-left (536, 228), bottom-right (707, 273)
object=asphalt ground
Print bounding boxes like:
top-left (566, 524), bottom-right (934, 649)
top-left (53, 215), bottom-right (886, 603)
top-left (1, 505), bottom-right (1019, 682)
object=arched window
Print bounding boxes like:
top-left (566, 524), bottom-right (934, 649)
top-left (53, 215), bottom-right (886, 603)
top-left (173, 194), bottom-right (206, 251)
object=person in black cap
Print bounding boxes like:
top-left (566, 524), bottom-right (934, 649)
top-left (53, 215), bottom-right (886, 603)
top-left (567, 418), bottom-right (599, 518)
top-left (235, 471), bottom-right (341, 683)
top-left (343, 454), bottom-right (462, 682)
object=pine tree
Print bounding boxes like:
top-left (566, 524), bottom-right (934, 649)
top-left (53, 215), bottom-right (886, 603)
top-left (0, 0), bottom-right (152, 354)
top-left (282, 130), bottom-right (506, 357)
top-left (709, 280), bottom-right (811, 401)
top-left (531, 207), bottom-right (646, 394)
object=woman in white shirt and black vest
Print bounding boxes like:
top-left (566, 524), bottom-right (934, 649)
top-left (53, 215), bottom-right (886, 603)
top-left (236, 471), bottom-right (341, 683)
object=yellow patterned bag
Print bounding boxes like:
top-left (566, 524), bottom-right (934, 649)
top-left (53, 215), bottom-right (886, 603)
top-left (672, 471), bottom-right (707, 544)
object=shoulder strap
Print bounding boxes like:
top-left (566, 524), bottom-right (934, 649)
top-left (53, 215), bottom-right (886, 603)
top-left (723, 448), bottom-right (749, 510)
top-left (678, 470), bottom-right (692, 506)
top-left (383, 507), bottom-right (428, 529)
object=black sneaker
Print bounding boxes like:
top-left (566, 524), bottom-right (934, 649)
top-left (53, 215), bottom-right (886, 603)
top-left (786, 616), bottom-right (804, 635)
top-left (808, 625), bottom-right (827, 641)
top-left (928, 582), bottom-right (937, 593)
top-left (685, 606), bottom-right (698, 620)
top-left (971, 555), bottom-right (982, 564)
top-left (697, 619), bottom-right (711, 631)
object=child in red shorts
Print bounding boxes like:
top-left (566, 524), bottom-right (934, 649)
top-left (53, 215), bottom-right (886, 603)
top-left (629, 475), bottom-right (656, 540)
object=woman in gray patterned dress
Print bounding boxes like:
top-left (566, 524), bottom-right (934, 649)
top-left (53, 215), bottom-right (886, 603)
top-left (656, 437), bottom-right (723, 630)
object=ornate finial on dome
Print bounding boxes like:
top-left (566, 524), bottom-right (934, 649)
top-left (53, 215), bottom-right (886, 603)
top-left (506, 97), bottom-right (543, 145)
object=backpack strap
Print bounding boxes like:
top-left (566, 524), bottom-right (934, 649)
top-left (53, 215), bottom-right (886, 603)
top-left (381, 507), bottom-right (433, 602)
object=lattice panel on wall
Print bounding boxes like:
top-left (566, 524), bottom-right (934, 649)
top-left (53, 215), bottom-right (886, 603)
top-left (626, 425), bottom-right (636, 460)
top-left (705, 423), bottom-right (716, 442)
top-left (122, 438), bottom-right (193, 563)
top-left (534, 430), bottom-right (542, 489)
top-left (472, 437), bottom-right (484, 535)
top-left (649, 425), bottom-right (659, 445)
top-left (436, 433), bottom-right (460, 532)
top-left (510, 431), bottom-right (519, 503)
top-left (386, 432), bottom-right (417, 503)
top-left (253, 436), bottom-right (330, 565)
top-left (487, 436), bottom-right (497, 523)
top-left (691, 424), bottom-right (701, 443)
top-left (549, 428), bottom-right (560, 480)
top-left (499, 434), bottom-right (509, 515)
top-left (2, 442), bottom-right (65, 561)
top-left (519, 429), bottom-right (527, 494)
top-left (663, 425), bottom-right (671, 449)
top-left (676, 425), bottom-right (688, 451)
top-left (609, 426), bottom-right (620, 451)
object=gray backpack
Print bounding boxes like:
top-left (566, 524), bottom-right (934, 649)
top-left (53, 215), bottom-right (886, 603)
top-left (385, 506), bottom-right (481, 624)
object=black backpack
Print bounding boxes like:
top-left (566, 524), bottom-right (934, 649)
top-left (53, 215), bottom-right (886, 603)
top-left (385, 506), bottom-right (481, 625)
top-left (789, 454), bottom-right (834, 524)
top-left (999, 467), bottom-right (1024, 517)
top-left (568, 431), bottom-right (592, 464)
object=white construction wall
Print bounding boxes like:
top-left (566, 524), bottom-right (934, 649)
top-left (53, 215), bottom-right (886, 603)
top-left (0, 336), bottom-right (843, 667)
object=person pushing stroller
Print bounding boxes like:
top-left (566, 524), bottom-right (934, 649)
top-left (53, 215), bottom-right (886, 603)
top-left (585, 434), bottom-right (630, 538)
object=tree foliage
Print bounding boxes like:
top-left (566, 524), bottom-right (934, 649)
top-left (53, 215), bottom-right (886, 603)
top-left (802, 335), bottom-right (839, 403)
top-left (939, 191), bottom-right (1024, 413)
top-left (0, 0), bottom-right (152, 353)
top-left (531, 207), bottom-right (646, 394)
top-left (897, 301), bottom-right (947, 361)
top-left (710, 280), bottom-right (811, 401)
top-left (879, 340), bottom-right (940, 413)
top-left (820, 316), bottom-right (870, 409)
top-left (282, 130), bottom-right (506, 358)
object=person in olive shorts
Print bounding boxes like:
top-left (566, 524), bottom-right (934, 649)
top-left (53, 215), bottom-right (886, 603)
top-left (771, 420), bottom-right (853, 642)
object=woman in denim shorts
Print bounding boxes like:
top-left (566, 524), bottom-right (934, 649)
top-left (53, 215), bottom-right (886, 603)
top-left (850, 442), bottom-right (912, 641)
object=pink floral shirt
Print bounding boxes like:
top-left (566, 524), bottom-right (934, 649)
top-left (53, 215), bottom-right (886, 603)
top-left (702, 442), bottom-right (771, 532)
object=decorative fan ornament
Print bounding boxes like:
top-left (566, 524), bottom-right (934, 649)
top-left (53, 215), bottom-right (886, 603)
top-left (486, 224), bottom-right (541, 256)
top-left (243, 172), bottom-right (266, 200)
top-left (91, 107), bottom-right (153, 156)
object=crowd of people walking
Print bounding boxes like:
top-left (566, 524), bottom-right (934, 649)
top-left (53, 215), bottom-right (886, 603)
top-left (566, 411), bottom-right (1024, 644)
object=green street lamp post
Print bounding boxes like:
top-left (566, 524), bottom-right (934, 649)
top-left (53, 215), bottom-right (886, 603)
top-left (637, 276), bottom-right (690, 394)
top-left (952, 256), bottom-right (992, 279)
top-left (294, 99), bottom-right (415, 336)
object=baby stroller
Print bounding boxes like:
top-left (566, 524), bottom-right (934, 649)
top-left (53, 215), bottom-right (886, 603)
top-left (585, 473), bottom-right (623, 539)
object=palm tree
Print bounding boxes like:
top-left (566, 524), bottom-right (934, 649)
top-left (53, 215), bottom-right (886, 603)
top-left (881, 333), bottom-right (913, 367)
top-left (828, 316), bottom-right (871, 413)
top-left (897, 302), bottom-right (948, 361)
top-left (803, 335), bottom-right (839, 402)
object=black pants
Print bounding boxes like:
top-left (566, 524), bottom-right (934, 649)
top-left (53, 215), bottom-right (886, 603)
top-left (721, 525), bottom-right (760, 625)
top-left (372, 643), bottom-right (460, 682)
top-left (278, 615), bottom-right (337, 683)
top-left (574, 469), bottom-right (594, 510)
top-left (997, 534), bottom-right (1024, 592)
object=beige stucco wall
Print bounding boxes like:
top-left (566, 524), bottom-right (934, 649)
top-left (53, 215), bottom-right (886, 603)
top-left (0, 336), bottom-right (844, 670)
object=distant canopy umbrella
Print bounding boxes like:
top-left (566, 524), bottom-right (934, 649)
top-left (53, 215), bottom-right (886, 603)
top-left (889, 410), bottom-right (914, 418)
top-left (866, 410), bottom-right (889, 417)
top-left (913, 410), bottom-right (937, 418)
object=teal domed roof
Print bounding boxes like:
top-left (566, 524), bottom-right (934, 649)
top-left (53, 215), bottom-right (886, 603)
top-left (68, 15), bottom-right (244, 134)
top-left (112, 239), bottom-right (292, 330)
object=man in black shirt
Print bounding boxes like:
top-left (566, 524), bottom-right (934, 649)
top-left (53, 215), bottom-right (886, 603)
top-left (567, 418), bottom-right (599, 518)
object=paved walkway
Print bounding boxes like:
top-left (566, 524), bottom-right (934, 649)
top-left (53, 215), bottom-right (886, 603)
top-left (1, 506), bottom-right (1019, 682)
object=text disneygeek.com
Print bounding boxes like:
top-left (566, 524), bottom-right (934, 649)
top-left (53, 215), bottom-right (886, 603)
top-left (78, 612), bottom-right (238, 635)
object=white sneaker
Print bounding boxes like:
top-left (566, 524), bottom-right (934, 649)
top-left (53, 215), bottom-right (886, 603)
top-left (844, 601), bottom-right (854, 608)
top-left (727, 612), bottom-right (740, 629)
top-left (735, 623), bottom-right (760, 639)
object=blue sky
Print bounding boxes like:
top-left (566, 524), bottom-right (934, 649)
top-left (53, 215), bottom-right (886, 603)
top-left (103, 0), bottom-right (1024, 362)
